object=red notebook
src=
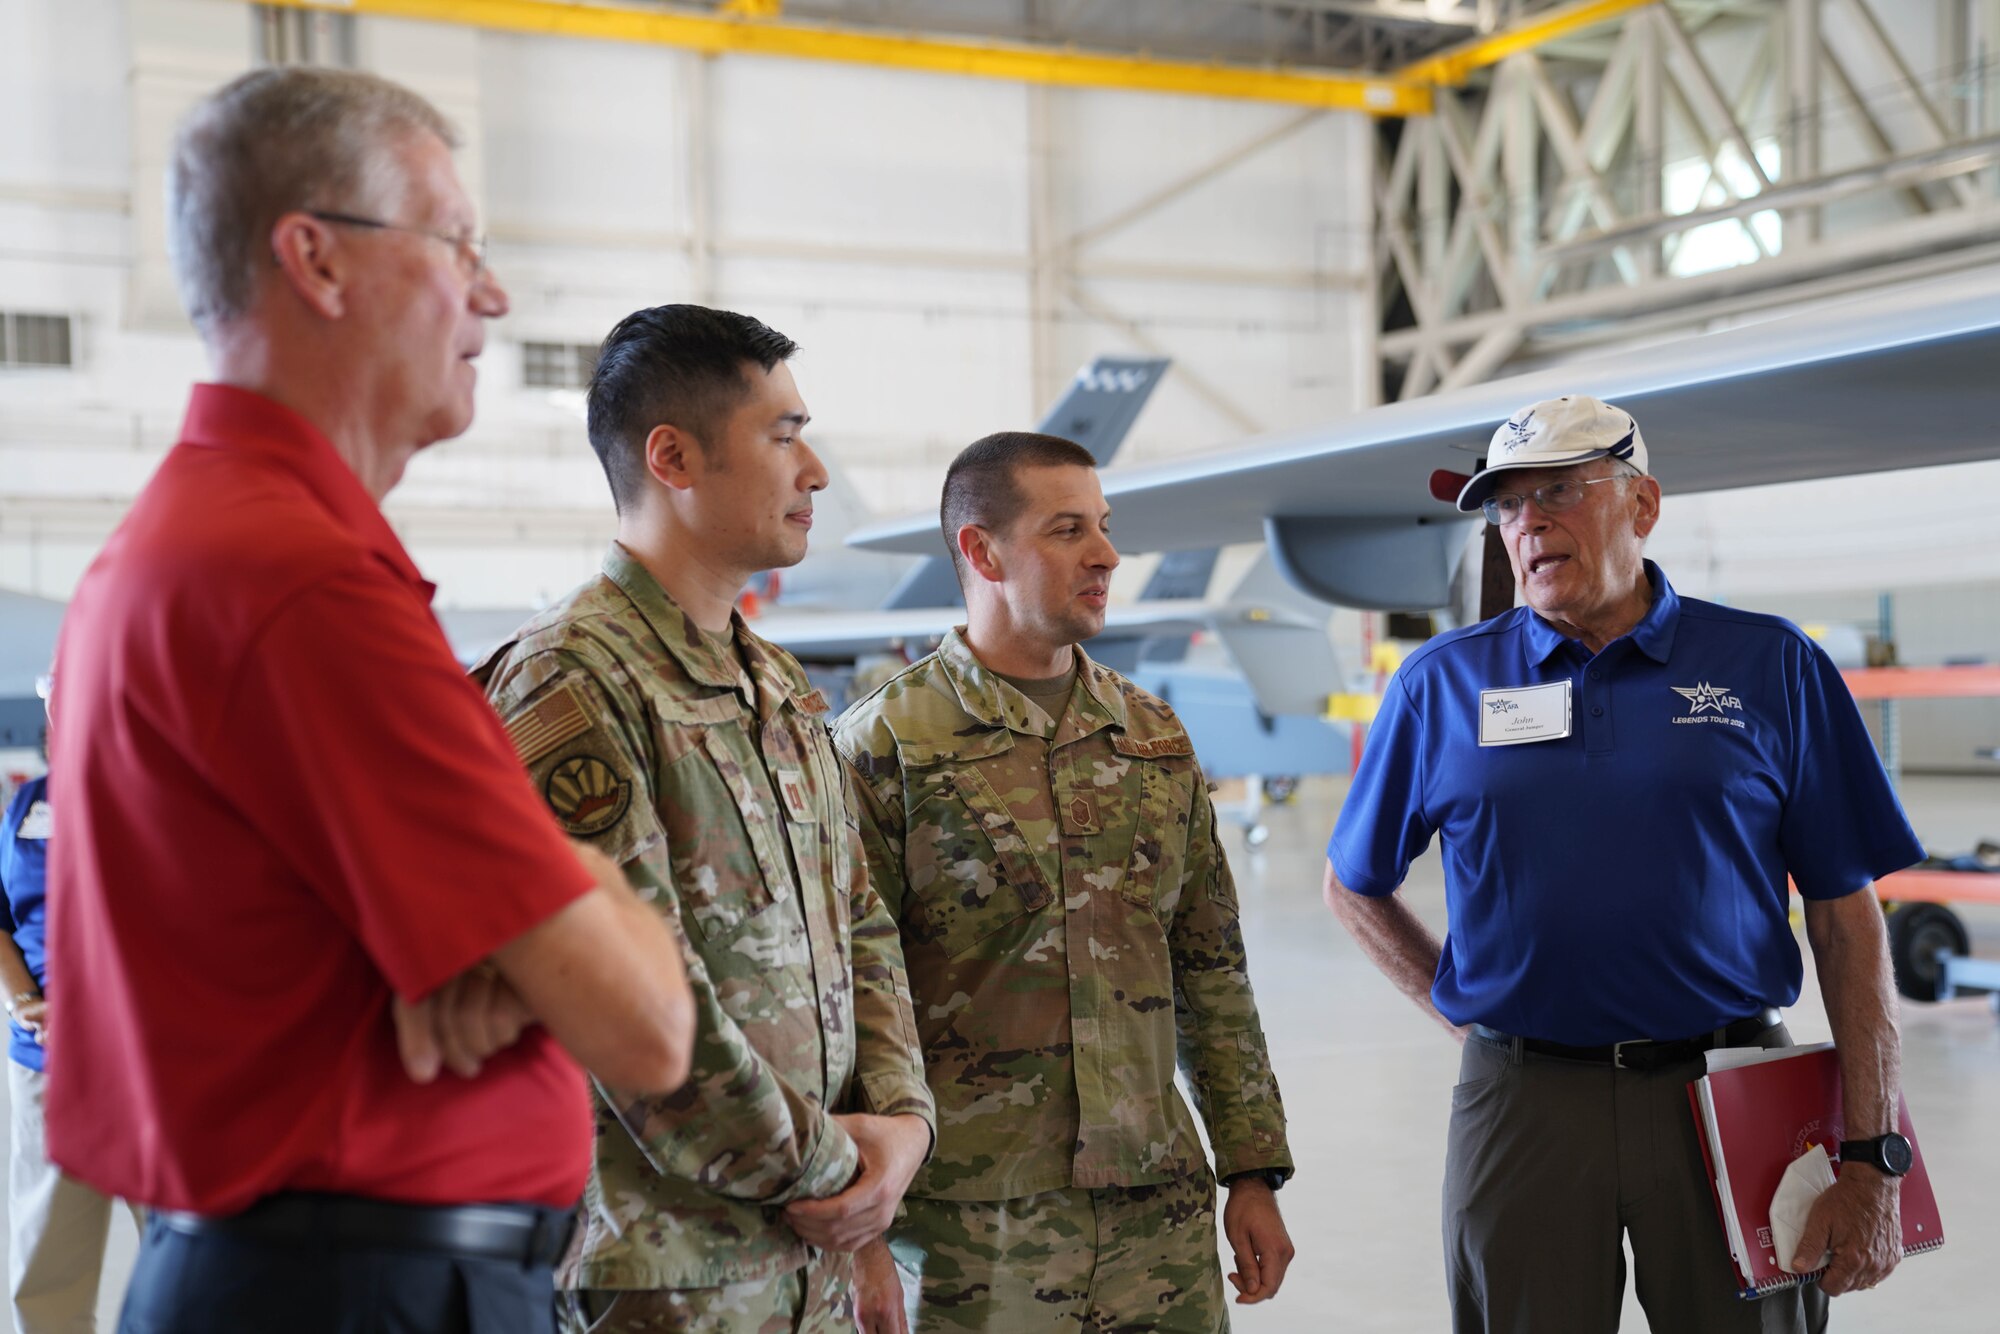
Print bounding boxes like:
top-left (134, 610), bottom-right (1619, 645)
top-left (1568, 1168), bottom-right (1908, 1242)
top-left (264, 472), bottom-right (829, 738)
top-left (1688, 1043), bottom-right (1944, 1298)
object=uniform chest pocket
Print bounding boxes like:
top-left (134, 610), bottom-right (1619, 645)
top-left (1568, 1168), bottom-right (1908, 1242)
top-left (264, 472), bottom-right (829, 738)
top-left (1118, 744), bottom-right (1196, 914)
top-left (901, 757), bottom-right (1055, 962)
top-left (655, 717), bottom-right (796, 944)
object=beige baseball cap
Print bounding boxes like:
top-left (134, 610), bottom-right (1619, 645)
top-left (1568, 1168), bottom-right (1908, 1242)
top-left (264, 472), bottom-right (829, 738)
top-left (1429, 395), bottom-right (1648, 512)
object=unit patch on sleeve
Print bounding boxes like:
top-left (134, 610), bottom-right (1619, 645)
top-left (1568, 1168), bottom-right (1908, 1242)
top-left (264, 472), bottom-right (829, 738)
top-left (544, 754), bottom-right (633, 836)
top-left (506, 682), bottom-right (594, 765)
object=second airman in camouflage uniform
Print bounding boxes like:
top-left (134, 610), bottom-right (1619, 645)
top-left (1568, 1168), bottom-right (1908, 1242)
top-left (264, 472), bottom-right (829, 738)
top-left (834, 432), bottom-right (1295, 1332)
top-left (480, 305), bottom-right (935, 1333)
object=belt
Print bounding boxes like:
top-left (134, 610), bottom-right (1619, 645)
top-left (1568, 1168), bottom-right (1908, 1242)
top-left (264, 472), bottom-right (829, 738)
top-left (1470, 1008), bottom-right (1782, 1072)
top-left (155, 1192), bottom-right (575, 1268)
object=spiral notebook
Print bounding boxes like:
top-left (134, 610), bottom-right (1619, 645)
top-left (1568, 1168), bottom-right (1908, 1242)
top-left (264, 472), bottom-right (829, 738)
top-left (1688, 1043), bottom-right (1944, 1299)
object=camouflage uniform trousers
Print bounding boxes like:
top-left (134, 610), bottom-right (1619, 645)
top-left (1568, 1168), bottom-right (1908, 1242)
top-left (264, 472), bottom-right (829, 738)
top-left (889, 1171), bottom-right (1226, 1334)
top-left (557, 1250), bottom-right (856, 1334)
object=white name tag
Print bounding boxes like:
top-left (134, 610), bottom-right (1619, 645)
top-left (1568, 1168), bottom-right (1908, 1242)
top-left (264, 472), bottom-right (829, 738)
top-left (16, 800), bottom-right (50, 841)
top-left (1478, 681), bottom-right (1572, 746)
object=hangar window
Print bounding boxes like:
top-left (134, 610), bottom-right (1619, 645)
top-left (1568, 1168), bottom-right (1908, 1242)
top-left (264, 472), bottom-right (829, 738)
top-left (255, 5), bottom-right (356, 68)
top-left (523, 341), bottom-right (600, 391)
top-left (0, 313), bottom-right (74, 369)
top-left (1664, 140), bottom-right (1783, 278)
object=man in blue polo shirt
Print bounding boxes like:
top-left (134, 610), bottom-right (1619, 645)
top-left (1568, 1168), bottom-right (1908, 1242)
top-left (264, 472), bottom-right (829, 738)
top-left (1325, 395), bottom-right (1920, 1333)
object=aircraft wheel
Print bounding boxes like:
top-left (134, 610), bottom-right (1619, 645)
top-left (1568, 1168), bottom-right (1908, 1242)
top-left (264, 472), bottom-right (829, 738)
top-left (1887, 903), bottom-right (1970, 1002)
top-left (1245, 824), bottom-right (1271, 850)
top-left (1264, 776), bottom-right (1299, 805)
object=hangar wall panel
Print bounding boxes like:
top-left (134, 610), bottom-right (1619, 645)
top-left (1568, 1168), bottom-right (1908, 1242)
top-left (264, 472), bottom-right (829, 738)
top-left (1, 0), bottom-right (1379, 620)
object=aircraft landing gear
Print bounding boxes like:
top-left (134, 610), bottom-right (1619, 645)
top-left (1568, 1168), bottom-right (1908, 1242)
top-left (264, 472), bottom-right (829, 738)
top-left (1887, 902), bottom-right (1971, 1003)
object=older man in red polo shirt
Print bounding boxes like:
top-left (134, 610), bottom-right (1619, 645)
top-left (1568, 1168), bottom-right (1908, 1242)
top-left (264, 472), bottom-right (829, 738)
top-left (46, 67), bottom-right (695, 1334)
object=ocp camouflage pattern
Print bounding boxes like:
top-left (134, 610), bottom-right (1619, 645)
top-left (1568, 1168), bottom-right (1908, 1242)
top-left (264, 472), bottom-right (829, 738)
top-left (476, 542), bottom-right (934, 1291)
top-left (832, 629), bottom-right (1290, 1203)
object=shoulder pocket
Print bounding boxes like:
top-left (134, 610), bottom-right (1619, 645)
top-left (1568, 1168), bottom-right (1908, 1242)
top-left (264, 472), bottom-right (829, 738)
top-left (900, 737), bottom-right (1055, 960)
top-left (1122, 750), bottom-right (1196, 913)
top-left (652, 703), bottom-right (796, 943)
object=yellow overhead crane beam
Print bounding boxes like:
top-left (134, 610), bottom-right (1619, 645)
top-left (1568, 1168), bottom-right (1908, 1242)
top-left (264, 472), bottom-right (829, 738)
top-left (250, 0), bottom-right (1431, 115)
top-left (1398, 0), bottom-right (1659, 88)
top-left (250, 0), bottom-right (1653, 117)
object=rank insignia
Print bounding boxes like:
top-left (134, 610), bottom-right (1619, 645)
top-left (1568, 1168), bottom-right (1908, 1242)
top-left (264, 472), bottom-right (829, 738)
top-left (544, 755), bottom-right (632, 836)
top-left (776, 768), bottom-right (816, 823)
top-left (1066, 795), bottom-right (1099, 834)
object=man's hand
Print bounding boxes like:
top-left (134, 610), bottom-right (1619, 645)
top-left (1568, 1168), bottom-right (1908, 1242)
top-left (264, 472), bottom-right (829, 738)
top-left (782, 1113), bottom-right (930, 1253)
top-left (854, 1237), bottom-right (909, 1334)
top-left (1222, 1178), bottom-right (1295, 1305)
top-left (1792, 1167), bottom-right (1901, 1294)
top-left (392, 964), bottom-right (535, 1083)
top-left (14, 998), bottom-right (46, 1045)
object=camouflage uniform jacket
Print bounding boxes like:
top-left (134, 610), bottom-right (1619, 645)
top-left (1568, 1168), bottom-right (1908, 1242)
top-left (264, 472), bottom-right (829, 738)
top-left (832, 629), bottom-right (1291, 1202)
top-left (475, 544), bottom-right (934, 1289)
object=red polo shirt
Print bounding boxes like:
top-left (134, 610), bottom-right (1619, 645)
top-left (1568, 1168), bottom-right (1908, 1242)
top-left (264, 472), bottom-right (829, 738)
top-left (47, 384), bottom-right (595, 1213)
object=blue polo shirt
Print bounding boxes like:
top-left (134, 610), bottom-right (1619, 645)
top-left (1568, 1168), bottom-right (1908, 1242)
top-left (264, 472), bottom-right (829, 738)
top-left (1, 776), bottom-right (49, 1072)
top-left (1329, 563), bottom-right (1921, 1047)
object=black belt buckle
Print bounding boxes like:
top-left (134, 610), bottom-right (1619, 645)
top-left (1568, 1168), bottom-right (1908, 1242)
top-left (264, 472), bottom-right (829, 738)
top-left (1612, 1035), bottom-right (1698, 1072)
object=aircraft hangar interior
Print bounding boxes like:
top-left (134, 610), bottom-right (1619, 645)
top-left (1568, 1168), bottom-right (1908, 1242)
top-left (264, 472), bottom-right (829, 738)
top-left (2, 0), bottom-right (1997, 1330)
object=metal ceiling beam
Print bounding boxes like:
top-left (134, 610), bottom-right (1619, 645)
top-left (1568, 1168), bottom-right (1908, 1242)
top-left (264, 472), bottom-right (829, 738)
top-left (1397, 0), bottom-right (1658, 86)
top-left (250, 0), bottom-right (1432, 113)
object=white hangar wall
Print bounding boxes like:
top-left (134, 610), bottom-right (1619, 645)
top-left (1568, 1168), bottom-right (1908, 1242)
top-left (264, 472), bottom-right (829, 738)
top-left (0, 0), bottom-right (1374, 611)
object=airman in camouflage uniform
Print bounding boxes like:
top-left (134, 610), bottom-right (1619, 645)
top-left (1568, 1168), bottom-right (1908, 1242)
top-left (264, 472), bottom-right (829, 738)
top-left (833, 433), bottom-right (1294, 1332)
top-left (479, 305), bottom-right (935, 1333)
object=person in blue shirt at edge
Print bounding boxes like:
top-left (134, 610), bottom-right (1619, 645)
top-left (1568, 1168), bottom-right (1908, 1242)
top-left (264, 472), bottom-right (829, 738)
top-left (1324, 394), bottom-right (1920, 1334)
top-left (2, 677), bottom-right (130, 1333)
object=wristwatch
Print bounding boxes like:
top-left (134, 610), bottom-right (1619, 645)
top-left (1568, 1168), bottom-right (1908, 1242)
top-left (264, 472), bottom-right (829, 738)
top-left (1839, 1132), bottom-right (1913, 1178)
top-left (1223, 1169), bottom-right (1289, 1192)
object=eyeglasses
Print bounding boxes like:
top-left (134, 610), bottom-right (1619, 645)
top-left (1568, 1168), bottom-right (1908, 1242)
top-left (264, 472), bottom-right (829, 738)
top-left (307, 210), bottom-right (489, 279)
top-left (1481, 475), bottom-right (1625, 527)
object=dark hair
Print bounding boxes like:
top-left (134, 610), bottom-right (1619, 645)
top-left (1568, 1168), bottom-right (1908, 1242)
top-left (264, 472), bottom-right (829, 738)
top-left (939, 432), bottom-right (1098, 584)
top-left (585, 304), bottom-right (799, 512)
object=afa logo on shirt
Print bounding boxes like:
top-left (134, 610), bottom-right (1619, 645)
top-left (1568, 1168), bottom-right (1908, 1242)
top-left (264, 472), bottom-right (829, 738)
top-left (545, 754), bottom-right (632, 836)
top-left (1671, 682), bottom-right (1747, 729)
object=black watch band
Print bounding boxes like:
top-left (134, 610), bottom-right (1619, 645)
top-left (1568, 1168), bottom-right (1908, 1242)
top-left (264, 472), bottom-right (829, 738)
top-left (1223, 1168), bottom-right (1288, 1192)
top-left (1839, 1132), bottom-right (1913, 1178)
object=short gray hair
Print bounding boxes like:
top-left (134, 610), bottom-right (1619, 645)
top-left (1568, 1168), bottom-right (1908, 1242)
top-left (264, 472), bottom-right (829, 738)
top-left (166, 66), bottom-right (459, 333)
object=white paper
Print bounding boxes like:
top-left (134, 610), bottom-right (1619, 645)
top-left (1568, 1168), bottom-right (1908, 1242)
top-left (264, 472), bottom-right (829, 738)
top-left (1770, 1143), bottom-right (1837, 1274)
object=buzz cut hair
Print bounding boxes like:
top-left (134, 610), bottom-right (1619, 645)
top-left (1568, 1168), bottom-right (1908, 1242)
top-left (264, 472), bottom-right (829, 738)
top-left (939, 431), bottom-right (1098, 587)
top-left (166, 66), bottom-right (457, 335)
top-left (585, 304), bottom-right (799, 514)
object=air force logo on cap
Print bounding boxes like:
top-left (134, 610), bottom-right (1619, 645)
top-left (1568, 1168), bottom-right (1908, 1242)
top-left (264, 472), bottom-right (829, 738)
top-left (1440, 394), bottom-right (1650, 513)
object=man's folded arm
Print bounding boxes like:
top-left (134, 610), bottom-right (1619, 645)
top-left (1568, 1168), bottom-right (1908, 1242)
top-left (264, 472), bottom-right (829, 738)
top-left (489, 842), bottom-right (695, 1094)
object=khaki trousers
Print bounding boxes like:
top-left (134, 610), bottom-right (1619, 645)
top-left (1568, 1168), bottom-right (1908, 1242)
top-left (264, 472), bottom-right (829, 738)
top-left (9, 1059), bottom-right (126, 1334)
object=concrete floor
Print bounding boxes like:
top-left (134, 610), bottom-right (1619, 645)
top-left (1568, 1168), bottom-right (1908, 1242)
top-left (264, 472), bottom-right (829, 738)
top-left (1223, 772), bottom-right (2000, 1334)
top-left (8, 774), bottom-right (1997, 1331)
